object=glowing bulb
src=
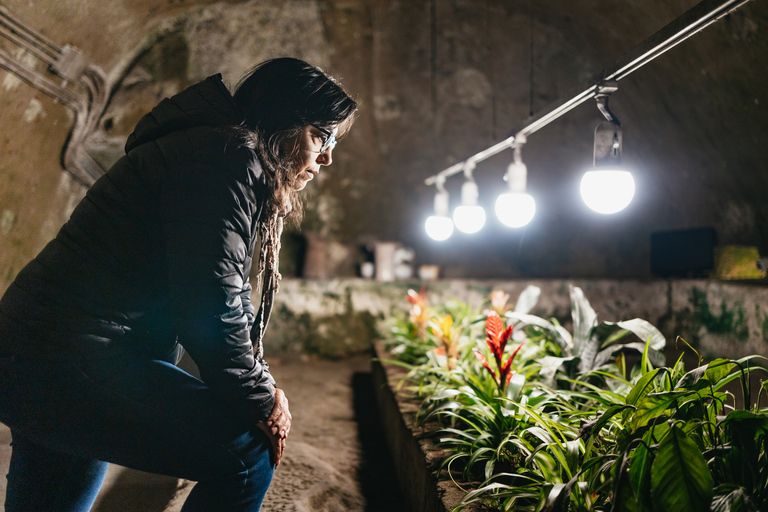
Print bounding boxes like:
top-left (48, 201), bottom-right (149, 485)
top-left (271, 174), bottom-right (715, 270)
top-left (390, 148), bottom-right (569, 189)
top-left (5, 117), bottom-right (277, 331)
top-left (452, 177), bottom-right (485, 233)
top-left (495, 192), bottom-right (535, 228)
top-left (425, 215), bottom-right (454, 241)
top-left (453, 205), bottom-right (486, 233)
top-left (580, 170), bottom-right (635, 214)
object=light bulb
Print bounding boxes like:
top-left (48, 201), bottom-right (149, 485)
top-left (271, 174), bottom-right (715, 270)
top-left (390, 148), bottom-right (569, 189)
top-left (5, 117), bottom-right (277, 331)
top-left (453, 205), bottom-right (486, 233)
top-left (495, 192), bottom-right (535, 228)
top-left (453, 176), bottom-right (486, 233)
top-left (580, 169), bottom-right (635, 214)
top-left (425, 215), bottom-right (454, 241)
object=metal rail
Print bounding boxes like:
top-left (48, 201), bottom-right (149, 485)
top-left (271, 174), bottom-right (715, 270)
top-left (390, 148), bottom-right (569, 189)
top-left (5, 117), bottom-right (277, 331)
top-left (424, 0), bottom-right (754, 186)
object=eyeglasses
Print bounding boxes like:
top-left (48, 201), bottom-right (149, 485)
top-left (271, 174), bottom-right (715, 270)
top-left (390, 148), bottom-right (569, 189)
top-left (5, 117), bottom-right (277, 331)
top-left (311, 124), bottom-right (337, 154)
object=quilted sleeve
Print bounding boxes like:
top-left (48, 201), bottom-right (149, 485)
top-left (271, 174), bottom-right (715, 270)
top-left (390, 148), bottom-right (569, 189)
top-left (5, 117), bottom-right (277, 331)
top-left (161, 141), bottom-right (275, 423)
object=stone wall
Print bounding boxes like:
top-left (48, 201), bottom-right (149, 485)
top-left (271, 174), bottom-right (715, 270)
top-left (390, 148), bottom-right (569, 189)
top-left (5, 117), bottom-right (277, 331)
top-left (267, 278), bottom-right (768, 361)
top-left (1, 0), bottom-right (767, 291)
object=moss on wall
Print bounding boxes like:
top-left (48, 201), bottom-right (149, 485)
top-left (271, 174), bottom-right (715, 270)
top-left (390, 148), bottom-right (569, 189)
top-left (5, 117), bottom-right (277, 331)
top-left (691, 287), bottom-right (750, 342)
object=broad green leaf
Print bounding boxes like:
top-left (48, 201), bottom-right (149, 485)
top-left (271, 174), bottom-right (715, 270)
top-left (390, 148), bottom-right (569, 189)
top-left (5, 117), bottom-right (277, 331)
top-left (593, 343), bottom-right (665, 369)
top-left (724, 410), bottom-right (768, 450)
top-left (544, 483), bottom-right (568, 511)
top-left (648, 418), bottom-right (671, 444)
top-left (570, 285), bottom-right (597, 355)
top-left (613, 453), bottom-right (641, 512)
top-left (538, 355), bottom-right (568, 388)
top-left (565, 439), bottom-right (581, 473)
top-left (651, 425), bottom-right (714, 512)
top-left (632, 392), bottom-right (687, 431)
top-left (580, 404), bottom-right (632, 440)
top-left (578, 335), bottom-right (600, 373)
top-left (704, 359), bottom-right (735, 384)
top-left (613, 479), bottom-right (641, 512)
top-left (600, 327), bottom-right (631, 348)
top-left (676, 359), bottom-right (734, 389)
top-left (506, 372), bottom-right (526, 402)
top-left (514, 285), bottom-right (540, 314)
top-left (628, 442), bottom-right (653, 510)
top-left (615, 318), bottom-right (667, 351)
top-left (710, 487), bottom-right (747, 512)
top-left (675, 364), bottom-right (708, 389)
top-left (505, 312), bottom-right (573, 353)
top-left (626, 368), bottom-right (664, 406)
top-left (428, 388), bottom-right (463, 400)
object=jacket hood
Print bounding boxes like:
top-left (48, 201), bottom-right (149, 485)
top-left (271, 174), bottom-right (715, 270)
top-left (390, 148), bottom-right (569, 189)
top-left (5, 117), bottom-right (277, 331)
top-left (125, 74), bottom-right (244, 152)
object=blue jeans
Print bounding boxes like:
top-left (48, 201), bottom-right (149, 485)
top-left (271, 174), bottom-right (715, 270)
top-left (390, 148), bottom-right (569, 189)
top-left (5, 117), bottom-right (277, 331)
top-left (0, 351), bottom-right (274, 511)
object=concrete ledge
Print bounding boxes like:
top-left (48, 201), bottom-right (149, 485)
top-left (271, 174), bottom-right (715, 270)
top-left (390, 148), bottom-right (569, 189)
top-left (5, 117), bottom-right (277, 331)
top-left (372, 341), bottom-right (481, 512)
top-left (273, 278), bottom-right (768, 360)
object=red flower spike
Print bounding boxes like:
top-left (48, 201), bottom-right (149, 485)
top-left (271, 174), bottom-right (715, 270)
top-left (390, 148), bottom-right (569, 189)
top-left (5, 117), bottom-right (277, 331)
top-left (473, 348), bottom-right (500, 386)
top-left (485, 311), bottom-right (513, 369)
top-left (505, 371), bottom-right (515, 386)
top-left (498, 340), bottom-right (526, 390)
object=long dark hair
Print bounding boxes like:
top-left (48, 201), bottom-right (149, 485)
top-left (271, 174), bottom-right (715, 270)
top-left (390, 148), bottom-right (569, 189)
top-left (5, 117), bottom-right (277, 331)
top-left (233, 57), bottom-right (357, 221)
top-left (231, 58), bottom-right (356, 293)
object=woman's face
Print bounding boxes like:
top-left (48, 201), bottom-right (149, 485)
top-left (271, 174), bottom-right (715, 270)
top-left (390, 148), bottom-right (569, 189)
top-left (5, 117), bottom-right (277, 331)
top-left (291, 125), bottom-right (337, 191)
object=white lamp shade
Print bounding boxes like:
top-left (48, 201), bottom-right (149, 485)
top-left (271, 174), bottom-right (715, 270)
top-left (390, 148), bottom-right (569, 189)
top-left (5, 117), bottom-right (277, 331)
top-left (580, 170), bottom-right (635, 214)
top-left (453, 205), bottom-right (486, 234)
top-left (495, 192), bottom-right (536, 228)
top-left (425, 215), bottom-right (454, 241)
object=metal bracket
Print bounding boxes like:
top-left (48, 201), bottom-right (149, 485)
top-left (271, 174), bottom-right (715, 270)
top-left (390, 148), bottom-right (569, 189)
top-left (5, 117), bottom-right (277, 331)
top-left (595, 80), bottom-right (621, 126)
top-left (0, 6), bottom-right (109, 185)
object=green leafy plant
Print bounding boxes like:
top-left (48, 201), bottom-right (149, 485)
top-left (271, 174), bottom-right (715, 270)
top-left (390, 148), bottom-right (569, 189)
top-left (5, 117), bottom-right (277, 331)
top-left (383, 285), bottom-right (768, 512)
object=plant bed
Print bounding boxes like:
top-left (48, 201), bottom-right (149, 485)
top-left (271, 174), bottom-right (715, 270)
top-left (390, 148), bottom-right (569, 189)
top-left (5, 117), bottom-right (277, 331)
top-left (374, 285), bottom-right (768, 512)
top-left (372, 340), bottom-right (484, 512)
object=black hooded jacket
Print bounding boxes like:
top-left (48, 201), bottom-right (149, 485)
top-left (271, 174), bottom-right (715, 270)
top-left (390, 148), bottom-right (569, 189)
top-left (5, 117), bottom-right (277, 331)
top-left (0, 74), bottom-right (276, 422)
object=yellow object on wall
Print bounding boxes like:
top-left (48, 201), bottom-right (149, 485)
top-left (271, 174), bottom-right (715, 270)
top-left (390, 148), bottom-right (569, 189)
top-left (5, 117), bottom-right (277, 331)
top-left (712, 246), bottom-right (766, 280)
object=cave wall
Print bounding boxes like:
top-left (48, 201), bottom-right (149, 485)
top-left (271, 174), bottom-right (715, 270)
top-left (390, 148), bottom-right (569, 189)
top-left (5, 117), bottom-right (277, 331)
top-left (1, 0), bottom-right (766, 293)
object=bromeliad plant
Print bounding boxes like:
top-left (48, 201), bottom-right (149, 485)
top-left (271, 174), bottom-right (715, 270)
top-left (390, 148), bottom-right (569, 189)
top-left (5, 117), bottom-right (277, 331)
top-left (406, 287), bottom-right (431, 340)
top-left (430, 313), bottom-right (461, 370)
top-left (473, 311), bottom-right (526, 394)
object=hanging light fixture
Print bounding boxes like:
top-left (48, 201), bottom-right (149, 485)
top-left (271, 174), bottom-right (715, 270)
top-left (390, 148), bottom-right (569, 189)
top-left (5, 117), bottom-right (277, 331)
top-left (425, 176), bottom-right (454, 241)
top-left (495, 134), bottom-right (536, 228)
top-left (580, 81), bottom-right (635, 214)
top-left (453, 163), bottom-right (486, 234)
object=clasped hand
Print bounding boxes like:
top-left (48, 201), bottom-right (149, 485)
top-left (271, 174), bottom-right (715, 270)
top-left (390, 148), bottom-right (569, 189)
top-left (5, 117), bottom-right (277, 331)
top-left (256, 387), bottom-right (291, 467)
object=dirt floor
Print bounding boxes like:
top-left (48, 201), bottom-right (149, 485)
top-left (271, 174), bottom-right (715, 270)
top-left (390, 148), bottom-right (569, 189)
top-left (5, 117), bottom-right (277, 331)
top-left (0, 355), bottom-right (405, 511)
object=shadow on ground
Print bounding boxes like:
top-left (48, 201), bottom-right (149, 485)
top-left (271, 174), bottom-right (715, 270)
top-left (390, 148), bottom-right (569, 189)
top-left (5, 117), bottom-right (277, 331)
top-left (352, 372), bottom-right (407, 512)
top-left (93, 467), bottom-right (178, 512)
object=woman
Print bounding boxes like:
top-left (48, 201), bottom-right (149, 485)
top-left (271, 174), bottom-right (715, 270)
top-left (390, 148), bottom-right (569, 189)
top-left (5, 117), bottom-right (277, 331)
top-left (0, 57), bottom-right (357, 511)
